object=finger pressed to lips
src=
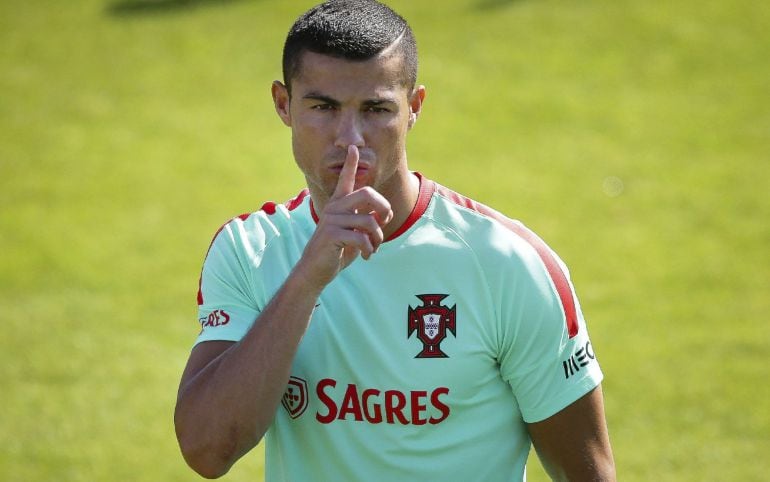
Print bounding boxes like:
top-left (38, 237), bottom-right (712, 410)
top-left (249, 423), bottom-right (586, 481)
top-left (331, 145), bottom-right (360, 200)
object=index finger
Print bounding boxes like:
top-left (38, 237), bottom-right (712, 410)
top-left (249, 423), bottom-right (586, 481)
top-left (331, 145), bottom-right (359, 200)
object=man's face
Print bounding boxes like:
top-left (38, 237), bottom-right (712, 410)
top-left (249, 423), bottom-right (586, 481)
top-left (273, 50), bottom-right (424, 205)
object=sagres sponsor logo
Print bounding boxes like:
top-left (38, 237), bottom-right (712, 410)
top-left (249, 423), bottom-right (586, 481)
top-left (281, 376), bottom-right (309, 419)
top-left (199, 309), bottom-right (230, 328)
top-left (408, 294), bottom-right (456, 358)
top-left (316, 378), bottom-right (450, 425)
top-left (282, 376), bottom-right (452, 425)
top-left (562, 341), bottom-right (596, 379)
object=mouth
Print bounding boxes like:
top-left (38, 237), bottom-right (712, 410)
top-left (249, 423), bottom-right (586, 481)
top-left (328, 162), bottom-right (372, 177)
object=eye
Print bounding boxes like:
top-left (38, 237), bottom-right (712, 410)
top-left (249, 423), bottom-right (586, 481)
top-left (311, 103), bottom-right (335, 111)
top-left (365, 106), bottom-right (390, 113)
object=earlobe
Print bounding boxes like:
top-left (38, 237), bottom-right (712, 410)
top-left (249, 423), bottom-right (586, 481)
top-left (408, 112), bottom-right (418, 129)
top-left (271, 80), bottom-right (292, 127)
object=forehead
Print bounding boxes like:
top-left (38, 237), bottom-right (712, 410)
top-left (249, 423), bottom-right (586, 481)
top-left (292, 50), bottom-right (410, 100)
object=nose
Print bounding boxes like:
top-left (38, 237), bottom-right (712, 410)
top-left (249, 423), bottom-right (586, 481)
top-left (334, 111), bottom-right (365, 149)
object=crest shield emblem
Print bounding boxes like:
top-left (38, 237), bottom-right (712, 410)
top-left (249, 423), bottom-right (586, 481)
top-left (423, 313), bottom-right (441, 339)
top-left (281, 376), bottom-right (308, 419)
top-left (408, 294), bottom-right (457, 358)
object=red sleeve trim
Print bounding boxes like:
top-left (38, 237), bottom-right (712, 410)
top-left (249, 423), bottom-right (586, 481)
top-left (434, 184), bottom-right (579, 338)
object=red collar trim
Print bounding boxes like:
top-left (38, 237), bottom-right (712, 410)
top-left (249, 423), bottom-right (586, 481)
top-left (386, 172), bottom-right (434, 241)
top-left (309, 195), bottom-right (319, 223)
top-left (309, 172), bottom-right (435, 242)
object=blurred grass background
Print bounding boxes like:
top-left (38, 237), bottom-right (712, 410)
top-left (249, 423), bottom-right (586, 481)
top-left (1, 0), bottom-right (768, 480)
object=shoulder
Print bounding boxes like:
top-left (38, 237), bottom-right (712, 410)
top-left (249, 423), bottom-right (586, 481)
top-left (426, 180), bottom-right (579, 337)
top-left (427, 181), bottom-right (546, 260)
top-left (196, 189), bottom-right (312, 305)
top-left (199, 188), bottom-right (313, 273)
top-left (206, 189), bottom-right (312, 250)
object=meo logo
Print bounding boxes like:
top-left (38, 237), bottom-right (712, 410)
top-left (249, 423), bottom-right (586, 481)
top-left (562, 341), bottom-right (596, 379)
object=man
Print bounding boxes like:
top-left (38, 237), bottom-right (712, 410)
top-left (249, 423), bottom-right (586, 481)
top-left (174, 1), bottom-right (615, 480)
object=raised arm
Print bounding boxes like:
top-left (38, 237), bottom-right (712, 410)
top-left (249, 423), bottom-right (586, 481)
top-left (527, 385), bottom-right (616, 481)
top-left (174, 145), bottom-right (393, 478)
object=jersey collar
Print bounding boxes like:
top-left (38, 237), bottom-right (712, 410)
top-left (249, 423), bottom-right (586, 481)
top-left (309, 172), bottom-right (435, 242)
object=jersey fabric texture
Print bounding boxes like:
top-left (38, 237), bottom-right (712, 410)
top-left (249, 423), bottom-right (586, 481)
top-left (195, 173), bottom-right (603, 482)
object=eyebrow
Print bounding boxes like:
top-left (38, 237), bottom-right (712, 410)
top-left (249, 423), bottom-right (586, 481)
top-left (302, 92), bottom-right (399, 107)
top-left (302, 93), bottom-right (340, 106)
top-left (362, 98), bottom-right (397, 107)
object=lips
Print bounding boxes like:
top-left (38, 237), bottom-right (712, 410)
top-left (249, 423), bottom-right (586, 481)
top-left (328, 161), bottom-right (372, 174)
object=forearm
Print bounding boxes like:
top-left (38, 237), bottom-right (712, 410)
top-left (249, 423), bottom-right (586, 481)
top-left (175, 267), bottom-right (322, 478)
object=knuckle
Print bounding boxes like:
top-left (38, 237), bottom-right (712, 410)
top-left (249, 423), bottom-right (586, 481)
top-left (366, 216), bottom-right (381, 232)
top-left (356, 186), bottom-right (381, 202)
top-left (359, 186), bottom-right (377, 196)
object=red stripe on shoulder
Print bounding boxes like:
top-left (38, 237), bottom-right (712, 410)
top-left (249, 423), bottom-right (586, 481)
top-left (197, 189), bottom-right (309, 306)
top-left (197, 215), bottom-right (246, 306)
top-left (435, 184), bottom-right (579, 338)
top-left (285, 189), bottom-right (310, 211)
top-left (260, 202), bottom-right (277, 215)
top-left (261, 189), bottom-right (310, 216)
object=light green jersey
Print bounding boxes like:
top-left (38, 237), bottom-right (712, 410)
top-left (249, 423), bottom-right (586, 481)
top-left (195, 174), bottom-right (603, 481)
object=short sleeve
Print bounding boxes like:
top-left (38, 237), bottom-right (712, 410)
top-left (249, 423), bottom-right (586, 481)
top-left (195, 219), bottom-right (261, 346)
top-left (498, 243), bottom-right (603, 423)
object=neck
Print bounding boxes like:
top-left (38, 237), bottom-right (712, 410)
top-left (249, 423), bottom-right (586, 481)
top-left (311, 169), bottom-right (421, 241)
top-left (381, 170), bottom-right (420, 240)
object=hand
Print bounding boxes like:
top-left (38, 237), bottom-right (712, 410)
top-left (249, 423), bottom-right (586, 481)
top-left (294, 145), bottom-right (393, 291)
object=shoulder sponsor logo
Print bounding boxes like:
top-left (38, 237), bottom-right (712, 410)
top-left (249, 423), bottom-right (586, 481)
top-left (408, 294), bottom-right (456, 358)
top-left (281, 377), bottom-right (451, 426)
top-left (562, 341), bottom-right (596, 379)
top-left (199, 309), bottom-right (230, 328)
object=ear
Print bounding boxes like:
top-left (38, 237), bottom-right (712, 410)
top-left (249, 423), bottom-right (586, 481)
top-left (407, 85), bottom-right (426, 130)
top-left (272, 80), bottom-right (292, 127)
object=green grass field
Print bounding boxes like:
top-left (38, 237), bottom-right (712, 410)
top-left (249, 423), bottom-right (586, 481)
top-left (1, 0), bottom-right (768, 480)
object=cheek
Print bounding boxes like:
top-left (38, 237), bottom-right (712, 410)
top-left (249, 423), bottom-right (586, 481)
top-left (385, 120), bottom-right (409, 151)
top-left (291, 132), bottom-right (315, 175)
top-left (371, 116), bottom-right (406, 142)
top-left (292, 122), bottom-right (325, 154)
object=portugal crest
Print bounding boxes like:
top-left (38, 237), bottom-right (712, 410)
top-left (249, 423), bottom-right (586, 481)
top-left (408, 294), bottom-right (456, 358)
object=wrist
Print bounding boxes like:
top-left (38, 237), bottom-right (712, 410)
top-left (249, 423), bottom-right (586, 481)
top-left (285, 258), bottom-right (328, 301)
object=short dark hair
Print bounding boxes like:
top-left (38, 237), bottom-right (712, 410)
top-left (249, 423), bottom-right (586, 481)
top-left (282, 0), bottom-right (418, 94)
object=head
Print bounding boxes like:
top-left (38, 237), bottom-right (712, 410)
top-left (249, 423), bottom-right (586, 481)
top-left (272, 0), bottom-right (426, 207)
top-left (282, 0), bottom-right (418, 96)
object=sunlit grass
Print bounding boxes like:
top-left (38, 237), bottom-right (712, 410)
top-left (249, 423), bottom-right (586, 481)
top-left (1, 0), bottom-right (767, 480)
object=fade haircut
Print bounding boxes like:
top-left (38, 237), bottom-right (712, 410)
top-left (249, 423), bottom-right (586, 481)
top-left (282, 0), bottom-right (418, 95)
